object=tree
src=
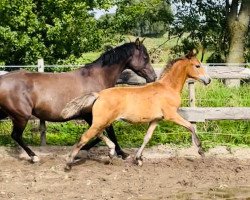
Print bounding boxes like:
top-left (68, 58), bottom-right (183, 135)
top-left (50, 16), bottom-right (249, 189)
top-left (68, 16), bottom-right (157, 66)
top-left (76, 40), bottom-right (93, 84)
top-left (170, 0), bottom-right (250, 63)
top-left (0, 0), bottom-right (115, 65)
top-left (226, 0), bottom-right (250, 63)
top-left (170, 0), bottom-right (227, 62)
top-left (113, 0), bottom-right (173, 37)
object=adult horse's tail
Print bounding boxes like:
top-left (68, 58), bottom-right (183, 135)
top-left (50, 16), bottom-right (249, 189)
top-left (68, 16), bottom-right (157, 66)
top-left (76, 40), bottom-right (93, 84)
top-left (61, 92), bottom-right (99, 119)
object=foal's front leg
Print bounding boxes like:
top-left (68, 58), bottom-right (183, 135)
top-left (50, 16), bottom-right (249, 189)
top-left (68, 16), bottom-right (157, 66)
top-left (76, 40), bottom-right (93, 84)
top-left (135, 121), bottom-right (158, 166)
top-left (167, 112), bottom-right (204, 157)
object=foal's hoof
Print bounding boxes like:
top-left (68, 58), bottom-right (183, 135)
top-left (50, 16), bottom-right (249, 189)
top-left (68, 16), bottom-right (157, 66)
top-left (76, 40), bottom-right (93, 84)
top-left (134, 158), bottom-right (143, 166)
top-left (117, 151), bottom-right (130, 160)
top-left (31, 156), bottom-right (40, 163)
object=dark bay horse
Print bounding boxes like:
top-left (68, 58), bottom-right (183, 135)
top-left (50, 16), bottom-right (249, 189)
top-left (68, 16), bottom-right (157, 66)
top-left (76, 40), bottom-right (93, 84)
top-left (61, 50), bottom-right (211, 169)
top-left (0, 38), bottom-right (157, 162)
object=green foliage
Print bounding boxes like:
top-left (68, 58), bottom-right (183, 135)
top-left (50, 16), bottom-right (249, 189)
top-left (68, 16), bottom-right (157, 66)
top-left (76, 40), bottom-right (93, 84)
top-left (169, 0), bottom-right (228, 61)
top-left (113, 0), bottom-right (173, 36)
top-left (0, 0), bottom-right (117, 65)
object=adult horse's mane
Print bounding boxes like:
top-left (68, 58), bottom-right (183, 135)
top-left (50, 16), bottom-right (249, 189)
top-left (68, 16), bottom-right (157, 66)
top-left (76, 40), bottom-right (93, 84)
top-left (159, 57), bottom-right (185, 79)
top-left (85, 42), bottom-right (142, 68)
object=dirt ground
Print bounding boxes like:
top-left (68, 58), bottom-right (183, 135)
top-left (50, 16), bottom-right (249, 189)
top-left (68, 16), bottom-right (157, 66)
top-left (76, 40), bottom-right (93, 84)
top-left (0, 145), bottom-right (250, 200)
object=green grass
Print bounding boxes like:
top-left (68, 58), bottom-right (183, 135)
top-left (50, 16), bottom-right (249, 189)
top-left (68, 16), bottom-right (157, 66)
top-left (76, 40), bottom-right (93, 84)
top-left (0, 80), bottom-right (250, 149)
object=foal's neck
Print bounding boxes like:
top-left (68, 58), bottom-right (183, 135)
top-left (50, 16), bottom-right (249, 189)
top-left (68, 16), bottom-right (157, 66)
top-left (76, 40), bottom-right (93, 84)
top-left (159, 64), bottom-right (187, 93)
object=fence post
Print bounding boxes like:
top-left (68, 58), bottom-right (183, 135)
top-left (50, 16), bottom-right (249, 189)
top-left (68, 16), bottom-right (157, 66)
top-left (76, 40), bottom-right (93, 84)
top-left (188, 80), bottom-right (197, 131)
top-left (37, 58), bottom-right (46, 145)
top-left (38, 58), bottom-right (44, 73)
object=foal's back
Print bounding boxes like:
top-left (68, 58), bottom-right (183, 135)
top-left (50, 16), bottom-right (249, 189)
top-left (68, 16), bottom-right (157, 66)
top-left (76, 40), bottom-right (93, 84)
top-left (92, 81), bottom-right (177, 124)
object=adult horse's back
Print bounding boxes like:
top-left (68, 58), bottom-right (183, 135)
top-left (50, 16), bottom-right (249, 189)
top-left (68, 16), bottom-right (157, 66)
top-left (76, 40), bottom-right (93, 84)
top-left (0, 38), bottom-right (157, 162)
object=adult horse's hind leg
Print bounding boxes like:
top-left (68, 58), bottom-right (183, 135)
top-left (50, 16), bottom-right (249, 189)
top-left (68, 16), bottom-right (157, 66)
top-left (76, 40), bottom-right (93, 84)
top-left (11, 117), bottom-right (39, 162)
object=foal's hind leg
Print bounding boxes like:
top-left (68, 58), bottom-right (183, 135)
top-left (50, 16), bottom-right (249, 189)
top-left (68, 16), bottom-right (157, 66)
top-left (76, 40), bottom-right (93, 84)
top-left (66, 126), bottom-right (104, 170)
top-left (135, 121), bottom-right (158, 166)
top-left (81, 114), bottom-right (128, 159)
top-left (166, 113), bottom-right (204, 156)
top-left (11, 117), bottom-right (39, 162)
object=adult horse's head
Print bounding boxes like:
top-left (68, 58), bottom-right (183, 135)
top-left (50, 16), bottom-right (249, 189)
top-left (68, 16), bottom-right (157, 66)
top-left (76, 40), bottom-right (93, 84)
top-left (126, 38), bottom-right (157, 82)
top-left (185, 49), bottom-right (211, 85)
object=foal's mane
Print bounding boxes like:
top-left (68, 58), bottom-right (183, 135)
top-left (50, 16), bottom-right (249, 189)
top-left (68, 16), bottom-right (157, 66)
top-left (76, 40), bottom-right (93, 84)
top-left (85, 42), bottom-right (145, 68)
top-left (159, 57), bottom-right (186, 79)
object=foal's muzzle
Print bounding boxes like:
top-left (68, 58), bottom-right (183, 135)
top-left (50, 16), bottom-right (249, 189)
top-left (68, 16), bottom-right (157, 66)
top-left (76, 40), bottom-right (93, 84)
top-left (199, 76), bottom-right (211, 85)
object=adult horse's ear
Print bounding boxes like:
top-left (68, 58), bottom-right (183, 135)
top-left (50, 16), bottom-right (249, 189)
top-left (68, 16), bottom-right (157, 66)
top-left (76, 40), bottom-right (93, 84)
top-left (135, 38), bottom-right (140, 48)
top-left (141, 38), bottom-right (146, 44)
top-left (185, 49), bottom-right (198, 59)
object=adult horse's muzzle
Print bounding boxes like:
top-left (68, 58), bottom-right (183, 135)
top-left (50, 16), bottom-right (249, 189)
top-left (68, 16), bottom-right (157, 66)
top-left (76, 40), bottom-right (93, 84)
top-left (199, 75), bottom-right (211, 85)
top-left (146, 73), bottom-right (157, 83)
top-left (135, 67), bottom-right (157, 83)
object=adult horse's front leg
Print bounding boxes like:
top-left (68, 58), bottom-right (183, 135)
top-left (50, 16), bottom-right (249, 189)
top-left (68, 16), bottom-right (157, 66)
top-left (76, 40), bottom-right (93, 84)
top-left (105, 125), bottom-right (129, 159)
top-left (11, 117), bottom-right (39, 162)
top-left (39, 120), bottom-right (46, 146)
top-left (0, 109), bottom-right (8, 120)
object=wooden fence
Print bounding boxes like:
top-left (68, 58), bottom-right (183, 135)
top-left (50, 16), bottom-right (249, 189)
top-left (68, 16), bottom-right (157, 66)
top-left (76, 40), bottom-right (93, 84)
top-left (1, 59), bottom-right (250, 145)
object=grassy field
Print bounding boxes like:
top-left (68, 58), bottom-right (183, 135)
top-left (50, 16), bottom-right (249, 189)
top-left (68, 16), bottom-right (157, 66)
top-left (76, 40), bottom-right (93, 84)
top-left (0, 80), bottom-right (249, 150)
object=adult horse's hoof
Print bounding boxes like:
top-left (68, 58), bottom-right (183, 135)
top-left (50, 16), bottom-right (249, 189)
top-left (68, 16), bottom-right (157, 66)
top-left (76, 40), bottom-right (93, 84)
top-left (31, 156), bottom-right (40, 163)
top-left (117, 151), bottom-right (130, 160)
top-left (198, 149), bottom-right (205, 158)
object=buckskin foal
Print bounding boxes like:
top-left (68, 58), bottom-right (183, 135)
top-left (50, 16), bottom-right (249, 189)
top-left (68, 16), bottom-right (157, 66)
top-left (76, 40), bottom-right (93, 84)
top-left (62, 50), bottom-right (211, 169)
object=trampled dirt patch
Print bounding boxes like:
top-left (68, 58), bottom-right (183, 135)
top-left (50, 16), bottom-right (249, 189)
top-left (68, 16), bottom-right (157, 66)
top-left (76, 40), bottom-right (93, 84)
top-left (0, 146), bottom-right (250, 200)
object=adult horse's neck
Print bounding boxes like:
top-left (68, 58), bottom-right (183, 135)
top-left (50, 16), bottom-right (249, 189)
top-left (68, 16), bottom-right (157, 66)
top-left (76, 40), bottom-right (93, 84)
top-left (79, 61), bottom-right (127, 89)
top-left (97, 62), bottom-right (127, 88)
top-left (159, 62), bottom-right (187, 93)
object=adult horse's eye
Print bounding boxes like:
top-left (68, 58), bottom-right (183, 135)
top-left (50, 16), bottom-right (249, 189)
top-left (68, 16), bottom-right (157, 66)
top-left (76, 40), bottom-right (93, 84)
top-left (195, 65), bottom-right (201, 68)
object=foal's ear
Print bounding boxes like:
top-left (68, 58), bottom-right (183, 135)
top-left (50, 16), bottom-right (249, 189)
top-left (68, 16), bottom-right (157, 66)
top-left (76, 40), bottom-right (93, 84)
top-left (135, 38), bottom-right (140, 48)
top-left (185, 49), bottom-right (198, 59)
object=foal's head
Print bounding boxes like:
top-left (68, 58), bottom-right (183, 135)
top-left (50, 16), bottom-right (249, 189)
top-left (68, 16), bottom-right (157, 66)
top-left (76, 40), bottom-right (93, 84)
top-left (184, 50), bottom-right (211, 85)
top-left (126, 38), bottom-right (157, 82)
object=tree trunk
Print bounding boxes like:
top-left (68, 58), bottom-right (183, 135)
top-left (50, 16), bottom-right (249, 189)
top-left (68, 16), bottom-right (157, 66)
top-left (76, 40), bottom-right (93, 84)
top-left (226, 0), bottom-right (250, 63)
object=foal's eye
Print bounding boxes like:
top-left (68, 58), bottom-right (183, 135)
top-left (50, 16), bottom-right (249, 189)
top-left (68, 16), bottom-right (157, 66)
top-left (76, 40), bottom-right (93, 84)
top-left (195, 65), bottom-right (201, 68)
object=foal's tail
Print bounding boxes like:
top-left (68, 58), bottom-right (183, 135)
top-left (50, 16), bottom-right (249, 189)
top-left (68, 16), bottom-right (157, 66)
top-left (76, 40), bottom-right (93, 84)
top-left (61, 92), bottom-right (99, 119)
